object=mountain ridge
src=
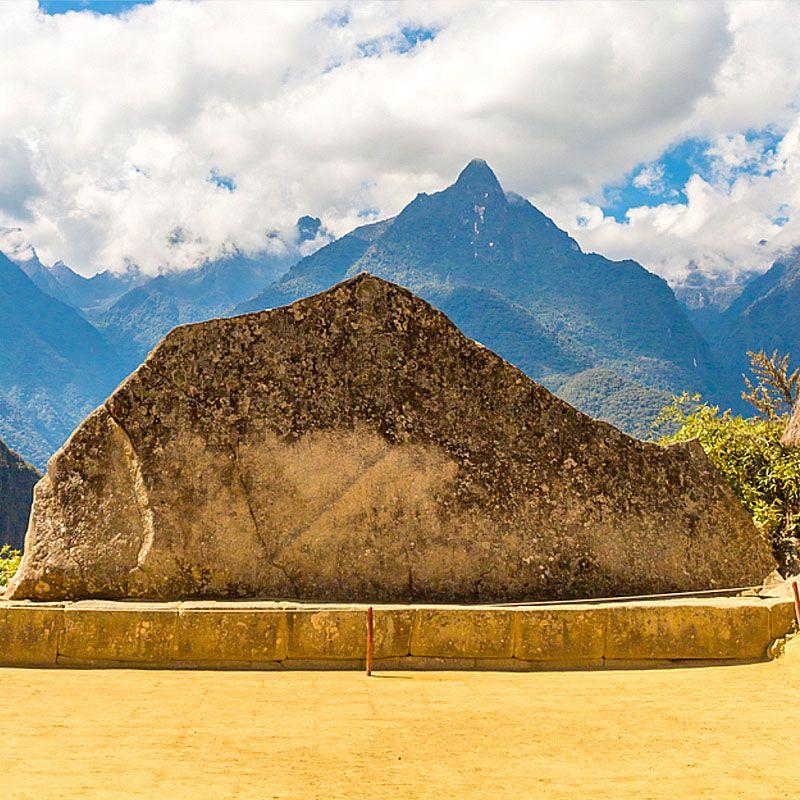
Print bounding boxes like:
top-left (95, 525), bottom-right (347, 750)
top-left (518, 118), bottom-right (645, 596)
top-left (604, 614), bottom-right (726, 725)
top-left (0, 252), bottom-right (126, 467)
top-left (0, 436), bottom-right (40, 550)
top-left (711, 249), bottom-right (800, 390)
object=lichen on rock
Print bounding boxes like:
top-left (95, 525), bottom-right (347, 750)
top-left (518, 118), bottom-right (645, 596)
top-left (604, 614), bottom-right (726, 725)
top-left (7, 274), bottom-right (775, 602)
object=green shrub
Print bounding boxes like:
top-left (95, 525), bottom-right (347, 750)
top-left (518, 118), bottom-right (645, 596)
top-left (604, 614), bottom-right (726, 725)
top-left (0, 545), bottom-right (21, 587)
top-left (655, 393), bottom-right (800, 570)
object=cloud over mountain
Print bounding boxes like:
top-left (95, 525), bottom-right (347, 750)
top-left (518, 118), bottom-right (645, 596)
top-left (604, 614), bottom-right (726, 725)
top-left (0, 1), bottom-right (799, 278)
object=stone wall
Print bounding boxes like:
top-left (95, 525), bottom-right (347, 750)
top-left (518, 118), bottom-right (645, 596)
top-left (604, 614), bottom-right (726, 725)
top-left (0, 598), bottom-right (793, 669)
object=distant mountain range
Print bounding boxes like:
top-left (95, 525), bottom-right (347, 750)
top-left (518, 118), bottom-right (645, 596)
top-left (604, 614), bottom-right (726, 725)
top-left (16, 216), bottom-right (328, 370)
top-left (671, 250), bottom-right (800, 398)
top-left (0, 436), bottom-right (39, 550)
top-left (0, 251), bottom-right (124, 467)
top-left (672, 269), bottom-right (756, 340)
top-left (707, 251), bottom-right (800, 386)
top-left (1, 161), bottom-right (798, 469)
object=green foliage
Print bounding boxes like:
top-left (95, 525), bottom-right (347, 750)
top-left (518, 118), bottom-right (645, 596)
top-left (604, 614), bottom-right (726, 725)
top-left (0, 545), bottom-right (21, 587)
top-left (555, 368), bottom-right (672, 439)
top-left (655, 393), bottom-right (800, 568)
top-left (741, 349), bottom-right (799, 420)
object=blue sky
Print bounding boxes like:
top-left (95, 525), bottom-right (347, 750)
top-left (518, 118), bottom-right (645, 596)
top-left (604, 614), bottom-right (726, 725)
top-left (207, 169), bottom-right (236, 193)
top-left (39, 0), bottom-right (151, 14)
top-left (597, 128), bottom-right (785, 224)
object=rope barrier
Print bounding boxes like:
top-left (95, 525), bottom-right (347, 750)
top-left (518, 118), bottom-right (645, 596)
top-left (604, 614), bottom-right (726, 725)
top-left (492, 585), bottom-right (763, 607)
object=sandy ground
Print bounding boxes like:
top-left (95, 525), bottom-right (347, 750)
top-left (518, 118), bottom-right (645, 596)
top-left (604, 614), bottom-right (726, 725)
top-left (2, 641), bottom-right (799, 800)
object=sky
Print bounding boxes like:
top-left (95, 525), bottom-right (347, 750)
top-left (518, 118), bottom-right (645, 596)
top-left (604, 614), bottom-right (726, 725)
top-left (1, 0), bottom-right (800, 283)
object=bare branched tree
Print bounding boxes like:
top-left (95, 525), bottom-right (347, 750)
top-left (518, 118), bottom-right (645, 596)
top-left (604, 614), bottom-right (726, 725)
top-left (741, 350), bottom-right (800, 421)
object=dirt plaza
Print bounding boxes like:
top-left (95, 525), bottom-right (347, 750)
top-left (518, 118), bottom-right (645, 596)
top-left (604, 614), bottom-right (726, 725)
top-left (2, 639), bottom-right (799, 800)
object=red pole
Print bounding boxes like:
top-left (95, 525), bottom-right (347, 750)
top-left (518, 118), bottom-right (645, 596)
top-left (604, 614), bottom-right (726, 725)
top-left (366, 606), bottom-right (374, 677)
top-left (792, 581), bottom-right (800, 629)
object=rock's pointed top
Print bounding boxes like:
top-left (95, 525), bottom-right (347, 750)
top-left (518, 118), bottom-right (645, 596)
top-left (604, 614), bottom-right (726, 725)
top-left (296, 215), bottom-right (322, 243)
top-left (453, 158), bottom-right (503, 195)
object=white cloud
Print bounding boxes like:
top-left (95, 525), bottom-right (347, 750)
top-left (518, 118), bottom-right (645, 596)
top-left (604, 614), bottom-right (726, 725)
top-left (632, 163), bottom-right (666, 193)
top-left (554, 122), bottom-right (800, 283)
top-left (0, 138), bottom-right (42, 220)
top-left (0, 0), bottom-right (798, 277)
top-left (706, 133), bottom-right (769, 180)
top-left (0, 225), bottom-right (37, 263)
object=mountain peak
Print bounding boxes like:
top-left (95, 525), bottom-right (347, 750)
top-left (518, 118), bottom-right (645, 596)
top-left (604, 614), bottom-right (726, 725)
top-left (453, 158), bottom-right (503, 194)
top-left (296, 215), bottom-right (322, 243)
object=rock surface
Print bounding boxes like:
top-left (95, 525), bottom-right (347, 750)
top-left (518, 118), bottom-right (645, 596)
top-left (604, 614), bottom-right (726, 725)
top-left (7, 274), bottom-right (774, 601)
top-left (0, 438), bottom-right (40, 550)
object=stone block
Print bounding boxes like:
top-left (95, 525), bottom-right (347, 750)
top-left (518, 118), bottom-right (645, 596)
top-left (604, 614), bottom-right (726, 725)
top-left (59, 602), bottom-right (178, 664)
top-left (605, 600), bottom-right (772, 662)
top-left (280, 658), bottom-right (363, 670)
top-left (373, 608), bottom-right (414, 658)
top-left (514, 605), bottom-right (606, 662)
top-left (173, 608), bottom-right (287, 664)
top-left (410, 608), bottom-right (515, 659)
top-left (285, 609), bottom-right (366, 660)
top-left (768, 599), bottom-right (797, 641)
top-left (0, 603), bottom-right (63, 666)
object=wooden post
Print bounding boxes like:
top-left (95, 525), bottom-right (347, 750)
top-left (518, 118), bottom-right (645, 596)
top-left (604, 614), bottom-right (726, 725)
top-left (366, 606), bottom-right (374, 676)
top-left (792, 581), bottom-right (800, 629)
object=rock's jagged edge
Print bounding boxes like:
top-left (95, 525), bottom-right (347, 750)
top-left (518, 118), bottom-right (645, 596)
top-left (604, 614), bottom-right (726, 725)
top-left (7, 273), bottom-right (775, 602)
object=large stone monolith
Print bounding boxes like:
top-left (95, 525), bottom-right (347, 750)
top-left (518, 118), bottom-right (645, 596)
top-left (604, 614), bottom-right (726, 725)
top-left (7, 274), bottom-right (774, 601)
